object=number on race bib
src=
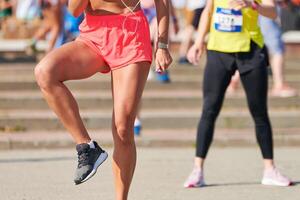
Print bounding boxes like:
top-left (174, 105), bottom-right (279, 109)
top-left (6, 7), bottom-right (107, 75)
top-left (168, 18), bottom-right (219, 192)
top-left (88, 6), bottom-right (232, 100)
top-left (214, 8), bottom-right (243, 32)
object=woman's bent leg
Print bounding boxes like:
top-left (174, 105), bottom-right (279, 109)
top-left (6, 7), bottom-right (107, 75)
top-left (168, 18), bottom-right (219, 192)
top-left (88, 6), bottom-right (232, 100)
top-left (35, 41), bottom-right (109, 144)
top-left (111, 62), bottom-right (150, 200)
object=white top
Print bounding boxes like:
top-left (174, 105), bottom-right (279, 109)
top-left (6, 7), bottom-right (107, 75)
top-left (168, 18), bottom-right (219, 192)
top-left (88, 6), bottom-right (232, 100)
top-left (16, 0), bottom-right (40, 20)
top-left (186, 0), bottom-right (206, 10)
top-left (172, 0), bottom-right (187, 8)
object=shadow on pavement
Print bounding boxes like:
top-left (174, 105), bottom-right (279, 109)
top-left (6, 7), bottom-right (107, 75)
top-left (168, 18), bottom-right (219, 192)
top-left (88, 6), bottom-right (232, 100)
top-left (205, 182), bottom-right (260, 187)
top-left (0, 156), bottom-right (75, 164)
top-left (203, 181), bottom-right (300, 187)
top-left (291, 181), bottom-right (300, 186)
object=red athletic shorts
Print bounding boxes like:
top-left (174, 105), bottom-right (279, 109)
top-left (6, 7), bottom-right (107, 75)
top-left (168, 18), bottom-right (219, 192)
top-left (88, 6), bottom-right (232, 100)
top-left (76, 10), bottom-right (153, 73)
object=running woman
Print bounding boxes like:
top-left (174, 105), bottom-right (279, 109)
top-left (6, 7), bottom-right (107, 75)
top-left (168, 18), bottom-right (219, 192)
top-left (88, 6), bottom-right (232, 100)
top-left (184, 0), bottom-right (292, 187)
top-left (34, 0), bottom-right (172, 199)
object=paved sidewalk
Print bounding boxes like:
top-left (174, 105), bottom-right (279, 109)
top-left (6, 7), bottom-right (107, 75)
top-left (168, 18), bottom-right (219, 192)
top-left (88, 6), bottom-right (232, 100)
top-left (0, 147), bottom-right (299, 200)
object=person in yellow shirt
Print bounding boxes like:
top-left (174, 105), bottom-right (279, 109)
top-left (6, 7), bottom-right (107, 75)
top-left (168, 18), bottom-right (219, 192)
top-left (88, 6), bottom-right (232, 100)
top-left (184, 0), bottom-right (292, 187)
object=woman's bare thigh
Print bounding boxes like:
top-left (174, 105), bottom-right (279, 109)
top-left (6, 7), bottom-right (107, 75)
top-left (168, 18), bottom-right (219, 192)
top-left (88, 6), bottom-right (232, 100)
top-left (111, 62), bottom-right (150, 124)
top-left (36, 40), bottom-right (110, 82)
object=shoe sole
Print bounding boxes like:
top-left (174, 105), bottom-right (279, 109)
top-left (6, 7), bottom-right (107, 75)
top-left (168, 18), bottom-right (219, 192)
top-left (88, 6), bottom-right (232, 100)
top-left (75, 151), bottom-right (108, 185)
top-left (261, 179), bottom-right (291, 187)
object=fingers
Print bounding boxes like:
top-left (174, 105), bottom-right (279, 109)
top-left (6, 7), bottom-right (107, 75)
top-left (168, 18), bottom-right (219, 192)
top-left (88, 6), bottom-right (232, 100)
top-left (187, 49), bottom-right (195, 65)
top-left (187, 45), bottom-right (201, 66)
top-left (155, 58), bottom-right (163, 73)
top-left (164, 55), bottom-right (173, 69)
top-left (155, 49), bottom-right (173, 72)
top-left (195, 49), bottom-right (202, 64)
top-left (159, 56), bottom-right (172, 71)
top-left (187, 49), bottom-right (194, 64)
top-left (155, 58), bottom-right (161, 73)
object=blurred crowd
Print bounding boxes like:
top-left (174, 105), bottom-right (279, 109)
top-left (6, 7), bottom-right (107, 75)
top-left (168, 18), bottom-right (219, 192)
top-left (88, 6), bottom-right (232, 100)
top-left (0, 0), bottom-right (300, 53)
top-left (0, 0), bottom-right (83, 52)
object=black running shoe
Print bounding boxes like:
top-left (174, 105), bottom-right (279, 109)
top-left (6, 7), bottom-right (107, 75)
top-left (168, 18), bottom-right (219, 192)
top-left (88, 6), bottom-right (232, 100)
top-left (74, 141), bottom-right (108, 185)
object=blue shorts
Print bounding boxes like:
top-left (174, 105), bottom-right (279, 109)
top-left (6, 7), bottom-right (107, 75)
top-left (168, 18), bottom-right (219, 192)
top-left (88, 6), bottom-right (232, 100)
top-left (259, 13), bottom-right (284, 55)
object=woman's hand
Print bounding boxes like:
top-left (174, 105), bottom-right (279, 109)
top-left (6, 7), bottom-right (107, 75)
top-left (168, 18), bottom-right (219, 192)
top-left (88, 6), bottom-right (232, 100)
top-left (155, 48), bottom-right (173, 73)
top-left (187, 42), bottom-right (205, 66)
top-left (154, 0), bottom-right (171, 72)
top-left (229, 0), bottom-right (251, 10)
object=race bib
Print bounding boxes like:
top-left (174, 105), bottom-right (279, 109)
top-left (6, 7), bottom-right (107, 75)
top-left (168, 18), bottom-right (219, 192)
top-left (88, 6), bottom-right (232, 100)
top-left (214, 8), bottom-right (243, 32)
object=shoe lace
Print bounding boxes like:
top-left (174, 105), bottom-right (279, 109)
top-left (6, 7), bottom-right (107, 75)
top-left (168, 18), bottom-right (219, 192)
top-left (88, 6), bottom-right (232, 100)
top-left (77, 148), bottom-right (91, 167)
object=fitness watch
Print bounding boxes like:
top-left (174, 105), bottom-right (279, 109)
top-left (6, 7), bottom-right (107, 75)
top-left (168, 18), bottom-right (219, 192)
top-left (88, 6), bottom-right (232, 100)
top-left (158, 42), bottom-right (169, 49)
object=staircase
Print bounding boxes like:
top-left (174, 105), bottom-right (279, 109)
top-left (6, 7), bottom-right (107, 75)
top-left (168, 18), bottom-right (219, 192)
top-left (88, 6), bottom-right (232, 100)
top-left (0, 57), bottom-right (300, 147)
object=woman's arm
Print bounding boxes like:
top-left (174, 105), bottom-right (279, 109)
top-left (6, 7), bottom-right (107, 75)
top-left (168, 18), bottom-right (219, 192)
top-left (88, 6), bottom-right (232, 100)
top-left (153, 0), bottom-right (172, 72)
top-left (187, 0), bottom-right (213, 65)
top-left (229, 0), bottom-right (277, 19)
top-left (68, 0), bottom-right (88, 17)
top-left (194, 0), bottom-right (214, 47)
top-left (154, 0), bottom-right (170, 44)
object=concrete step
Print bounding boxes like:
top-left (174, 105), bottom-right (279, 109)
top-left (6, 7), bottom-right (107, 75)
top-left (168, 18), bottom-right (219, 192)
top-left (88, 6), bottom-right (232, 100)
top-left (1, 60), bottom-right (300, 90)
top-left (1, 62), bottom-right (300, 78)
top-left (1, 128), bottom-right (300, 149)
top-left (1, 109), bottom-right (299, 131)
top-left (3, 71), bottom-right (300, 83)
top-left (0, 90), bottom-right (300, 110)
top-left (1, 76), bottom-right (300, 91)
top-left (1, 60), bottom-right (300, 79)
top-left (0, 64), bottom-right (300, 81)
top-left (1, 59), bottom-right (300, 70)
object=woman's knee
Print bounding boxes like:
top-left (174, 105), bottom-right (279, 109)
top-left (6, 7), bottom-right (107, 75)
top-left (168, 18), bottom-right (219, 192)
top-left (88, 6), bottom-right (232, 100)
top-left (253, 112), bottom-right (271, 126)
top-left (249, 104), bottom-right (270, 125)
top-left (202, 98), bottom-right (222, 121)
top-left (34, 59), bottom-right (59, 91)
top-left (248, 103), bottom-right (269, 122)
top-left (201, 108), bottom-right (219, 123)
top-left (113, 117), bottom-right (135, 146)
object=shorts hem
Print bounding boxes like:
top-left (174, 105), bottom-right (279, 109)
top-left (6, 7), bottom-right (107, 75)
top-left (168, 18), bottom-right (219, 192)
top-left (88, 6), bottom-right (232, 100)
top-left (99, 69), bottom-right (111, 74)
top-left (111, 59), bottom-right (152, 71)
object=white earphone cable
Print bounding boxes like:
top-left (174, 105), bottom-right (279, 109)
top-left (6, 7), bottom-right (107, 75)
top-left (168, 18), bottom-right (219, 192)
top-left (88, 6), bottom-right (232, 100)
top-left (120, 0), bottom-right (141, 14)
top-left (119, 0), bottom-right (141, 34)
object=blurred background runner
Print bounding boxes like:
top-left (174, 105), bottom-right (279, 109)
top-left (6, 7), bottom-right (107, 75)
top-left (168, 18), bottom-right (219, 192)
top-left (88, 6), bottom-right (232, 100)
top-left (177, 0), bottom-right (206, 65)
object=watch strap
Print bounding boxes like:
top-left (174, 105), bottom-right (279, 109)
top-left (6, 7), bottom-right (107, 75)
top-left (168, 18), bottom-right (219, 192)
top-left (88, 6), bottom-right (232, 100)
top-left (158, 42), bottom-right (169, 49)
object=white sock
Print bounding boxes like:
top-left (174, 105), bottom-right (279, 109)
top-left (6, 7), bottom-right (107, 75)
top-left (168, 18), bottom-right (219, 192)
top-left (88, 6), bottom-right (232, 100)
top-left (134, 118), bottom-right (141, 126)
top-left (88, 140), bottom-right (95, 149)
